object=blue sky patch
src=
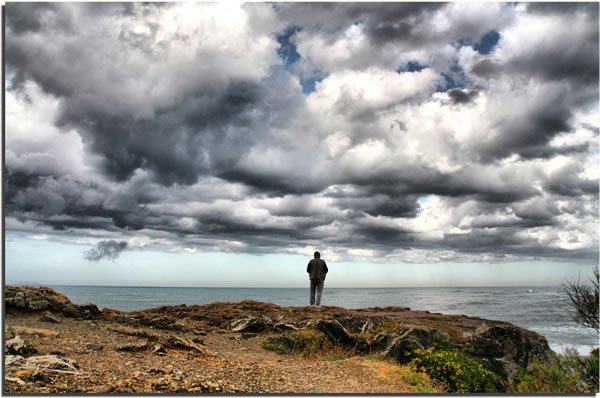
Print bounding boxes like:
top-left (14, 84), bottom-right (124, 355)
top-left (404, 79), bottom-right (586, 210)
top-left (436, 62), bottom-right (471, 92)
top-left (276, 25), bottom-right (302, 67)
top-left (300, 75), bottom-right (325, 95)
top-left (397, 60), bottom-right (426, 73)
top-left (474, 30), bottom-right (500, 55)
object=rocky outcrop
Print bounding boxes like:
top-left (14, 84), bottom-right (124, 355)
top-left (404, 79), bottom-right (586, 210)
top-left (465, 323), bottom-right (555, 381)
top-left (382, 325), bottom-right (451, 363)
top-left (6, 286), bottom-right (101, 319)
top-left (314, 319), bottom-right (356, 346)
top-left (4, 285), bottom-right (555, 389)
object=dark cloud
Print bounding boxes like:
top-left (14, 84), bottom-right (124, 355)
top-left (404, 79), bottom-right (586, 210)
top-left (85, 240), bottom-right (129, 262)
top-left (526, 2), bottom-right (599, 17)
top-left (448, 88), bottom-right (478, 105)
top-left (5, 3), bottom-right (71, 34)
top-left (4, 2), bottom-right (598, 264)
top-left (470, 59), bottom-right (502, 78)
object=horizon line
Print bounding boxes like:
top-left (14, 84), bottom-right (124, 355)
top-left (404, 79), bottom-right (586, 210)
top-left (8, 283), bottom-right (565, 289)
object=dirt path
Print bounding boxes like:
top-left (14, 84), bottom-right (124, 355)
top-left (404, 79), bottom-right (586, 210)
top-left (5, 313), bottom-right (415, 393)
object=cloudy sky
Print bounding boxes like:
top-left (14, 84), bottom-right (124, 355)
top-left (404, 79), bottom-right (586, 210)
top-left (4, 2), bottom-right (599, 288)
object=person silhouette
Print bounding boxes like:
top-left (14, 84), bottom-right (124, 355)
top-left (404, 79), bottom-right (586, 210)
top-left (307, 251), bottom-right (328, 306)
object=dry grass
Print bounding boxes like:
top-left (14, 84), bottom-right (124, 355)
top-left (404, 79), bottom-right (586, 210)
top-left (357, 357), bottom-right (445, 393)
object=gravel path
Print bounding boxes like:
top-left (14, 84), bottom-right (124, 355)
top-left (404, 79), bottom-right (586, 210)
top-left (5, 312), bottom-right (413, 393)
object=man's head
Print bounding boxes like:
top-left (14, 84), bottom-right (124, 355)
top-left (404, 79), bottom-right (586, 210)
top-left (314, 251), bottom-right (320, 258)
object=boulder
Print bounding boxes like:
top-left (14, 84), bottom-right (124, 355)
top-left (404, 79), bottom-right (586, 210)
top-left (466, 324), bottom-right (555, 382)
top-left (6, 291), bottom-right (27, 308)
top-left (28, 299), bottom-right (51, 310)
top-left (229, 316), bottom-right (272, 333)
top-left (6, 335), bottom-right (37, 356)
top-left (40, 314), bottom-right (63, 324)
top-left (314, 319), bottom-right (356, 347)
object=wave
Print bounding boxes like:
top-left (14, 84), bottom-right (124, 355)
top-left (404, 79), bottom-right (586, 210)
top-left (549, 344), bottom-right (598, 357)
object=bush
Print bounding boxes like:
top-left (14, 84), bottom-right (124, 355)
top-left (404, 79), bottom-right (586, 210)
top-left (511, 347), bottom-right (599, 393)
top-left (263, 329), bottom-right (330, 356)
top-left (561, 265), bottom-right (599, 332)
top-left (408, 347), bottom-right (504, 393)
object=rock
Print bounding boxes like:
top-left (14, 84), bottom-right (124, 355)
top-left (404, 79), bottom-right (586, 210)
top-left (40, 314), bottom-right (62, 324)
top-left (192, 329), bottom-right (208, 336)
top-left (7, 291), bottom-right (27, 308)
top-left (384, 336), bottom-right (423, 364)
top-left (6, 335), bottom-right (37, 356)
top-left (28, 299), bottom-right (51, 310)
top-left (173, 322), bottom-right (189, 332)
top-left (5, 355), bottom-right (25, 367)
top-left (475, 322), bottom-right (492, 336)
top-left (77, 303), bottom-right (103, 319)
top-left (383, 326), bottom-right (449, 364)
top-left (62, 302), bottom-right (102, 319)
top-left (109, 325), bottom-right (159, 339)
top-left (147, 316), bottom-right (172, 329)
top-left (61, 303), bottom-right (81, 318)
top-left (152, 345), bottom-right (166, 356)
top-left (229, 316), bottom-right (272, 333)
top-left (85, 344), bottom-right (103, 351)
top-left (12, 326), bottom-right (59, 338)
top-left (314, 319), bottom-right (356, 346)
top-left (24, 355), bottom-right (79, 372)
top-left (368, 332), bottom-right (392, 351)
top-left (116, 343), bottom-right (150, 352)
top-left (467, 324), bottom-right (554, 383)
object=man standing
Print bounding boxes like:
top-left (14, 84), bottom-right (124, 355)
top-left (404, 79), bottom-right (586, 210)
top-left (307, 251), bottom-right (328, 306)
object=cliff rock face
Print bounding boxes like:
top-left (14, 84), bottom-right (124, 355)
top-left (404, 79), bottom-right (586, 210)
top-left (5, 286), bottom-right (555, 389)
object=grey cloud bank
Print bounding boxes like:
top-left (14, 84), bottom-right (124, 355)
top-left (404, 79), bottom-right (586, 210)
top-left (4, 2), bottom-right (599, 265)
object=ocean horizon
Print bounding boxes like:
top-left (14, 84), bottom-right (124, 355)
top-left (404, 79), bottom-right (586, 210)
top-left (27, 284), bottom-right (599, 357)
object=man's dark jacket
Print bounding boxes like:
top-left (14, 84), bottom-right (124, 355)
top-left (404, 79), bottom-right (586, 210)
top-left (307, 258), bottom-right (328, 280)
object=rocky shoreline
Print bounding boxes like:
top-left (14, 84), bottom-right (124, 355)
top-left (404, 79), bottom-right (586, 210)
top-left (4, 285), bottom-right (555, 393)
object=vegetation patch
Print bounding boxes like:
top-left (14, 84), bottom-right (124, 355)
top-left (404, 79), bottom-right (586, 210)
top-left (263, 330), bottom-right (331, 357)
top-left (359, 358), bottom-right (443, 393)
top-left (510, 347), bottom-right (599, 393)
top-left (408, 347), bottom-right (504, 393)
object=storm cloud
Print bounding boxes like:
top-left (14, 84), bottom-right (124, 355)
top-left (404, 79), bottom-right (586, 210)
top-left (85, 240), bottom-right (129, 262)
top-left (4, 2), bottom-right (599, 265)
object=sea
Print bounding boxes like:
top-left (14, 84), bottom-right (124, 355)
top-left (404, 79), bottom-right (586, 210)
top-left (47, 285), bottom-right (598, 356)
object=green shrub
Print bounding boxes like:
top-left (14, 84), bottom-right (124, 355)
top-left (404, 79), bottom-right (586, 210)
top-left (511, 347), bottom-right (599, 393)
top-left (408, 347), bottom-right (504, 393)
top-left (262, 329), bottom-right (330, 356)
top-left (578, 347), bottom-right (599, 392)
